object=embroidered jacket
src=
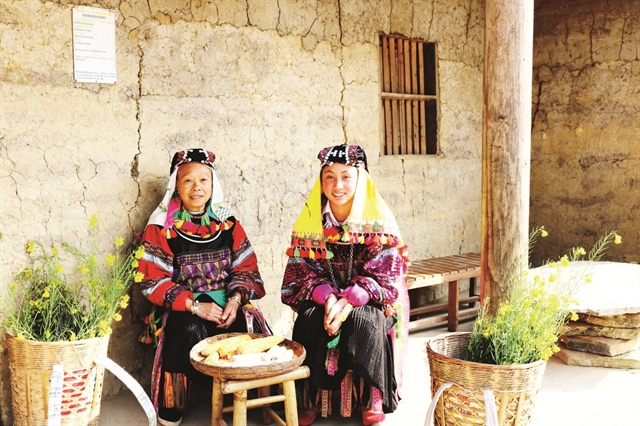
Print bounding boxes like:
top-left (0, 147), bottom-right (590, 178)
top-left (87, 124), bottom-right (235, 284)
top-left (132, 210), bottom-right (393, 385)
top-left (281, 240), bottom-right (404, 311)
top-left (139, 218), bottom-right (265, 311)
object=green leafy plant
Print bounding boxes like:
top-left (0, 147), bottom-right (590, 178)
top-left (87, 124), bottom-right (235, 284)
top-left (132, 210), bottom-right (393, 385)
top-left (465, 227), bottom-right (622, 365)
top-left (1, 214), bottom-right (145, 342)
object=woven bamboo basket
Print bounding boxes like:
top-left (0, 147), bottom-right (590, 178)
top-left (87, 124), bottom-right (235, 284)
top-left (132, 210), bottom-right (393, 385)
top-left (5, 333), bottom-right (110, 426)
top-left (426, 332), bottom-right (546, 426)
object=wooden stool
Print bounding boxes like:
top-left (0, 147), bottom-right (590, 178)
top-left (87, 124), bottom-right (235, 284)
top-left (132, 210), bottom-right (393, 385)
top-left (211, 365), bottom-right (310, 426)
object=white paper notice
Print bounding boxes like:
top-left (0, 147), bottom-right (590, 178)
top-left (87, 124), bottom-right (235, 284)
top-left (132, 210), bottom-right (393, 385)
top-left (72, 6), bottom-right (117, 84)
top-left (47, 364), bottom-right (63, 426)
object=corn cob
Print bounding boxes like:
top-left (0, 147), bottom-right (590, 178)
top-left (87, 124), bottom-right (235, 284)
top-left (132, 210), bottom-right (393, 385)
top-left (236, 335), bottom-right (285, 355)
top-left (200, 334), bottom-right (252, 357)
top-left (202, 351), bottom-right (221, 366)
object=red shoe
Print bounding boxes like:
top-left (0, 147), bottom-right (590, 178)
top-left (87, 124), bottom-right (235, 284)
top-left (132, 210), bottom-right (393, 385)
top-left (362, 409), bottom-right (385, 425)
top-left (298, 405), bottom-right (319, 426)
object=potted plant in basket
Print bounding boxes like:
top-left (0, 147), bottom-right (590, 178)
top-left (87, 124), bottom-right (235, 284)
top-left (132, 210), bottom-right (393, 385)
top-left (1, 214), bottom-right (144, 426)
top-left (425, 227), bottom-right (621, 426)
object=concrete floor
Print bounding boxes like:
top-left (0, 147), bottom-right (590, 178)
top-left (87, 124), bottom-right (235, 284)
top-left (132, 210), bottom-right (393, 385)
top-left (100, 319), bottom-right (640, 426)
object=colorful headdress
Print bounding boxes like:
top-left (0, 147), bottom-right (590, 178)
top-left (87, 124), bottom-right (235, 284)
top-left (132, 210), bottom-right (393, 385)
top-left (286, 144), bottom-right (409, 268)
top-left (145, 148), bottom-right (234, 238)
top-left (317, 144), bottom-right (368, 171)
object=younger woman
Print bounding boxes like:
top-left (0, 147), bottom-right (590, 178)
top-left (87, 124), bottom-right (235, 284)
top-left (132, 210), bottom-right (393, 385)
top-left (281, 144), bottom-right (410, 425)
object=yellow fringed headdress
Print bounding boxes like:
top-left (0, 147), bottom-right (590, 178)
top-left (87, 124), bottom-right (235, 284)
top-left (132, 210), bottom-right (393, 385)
top-left (286, 144), bottom-right (409, 267)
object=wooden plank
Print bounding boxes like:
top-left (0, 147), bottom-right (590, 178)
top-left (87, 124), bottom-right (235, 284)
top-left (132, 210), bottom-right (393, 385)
top-left (403, 39), bottom-right (411, 155)
top-left (418, 44), bottom-right (426, 154)
top-left (411, 40), bottom-right (419, 154)
top-left (410, 296), bottom-right (480, 316)
top-left (408, 307), bottom-right (480, 332)
top-left (407, 269), bottom-right (481, 289)
top-left (397, 39), bottom-right (406, 154)
top-left (380, 92), bottom-right (437, 101)
top-left (448, 280), bottom-right (460, 331)
top-left (389, 37), bottom-right (399, 155)
top-left (382, 37), bottom-right (393, 155)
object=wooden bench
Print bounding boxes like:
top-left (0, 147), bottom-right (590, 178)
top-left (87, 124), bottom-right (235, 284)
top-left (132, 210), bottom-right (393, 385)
top-left (406, 252), bottom-right (481, 332)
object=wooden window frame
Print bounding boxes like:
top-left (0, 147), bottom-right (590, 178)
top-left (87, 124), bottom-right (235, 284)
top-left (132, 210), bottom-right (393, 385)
top-left (380, 33), bottom-right (438, 156)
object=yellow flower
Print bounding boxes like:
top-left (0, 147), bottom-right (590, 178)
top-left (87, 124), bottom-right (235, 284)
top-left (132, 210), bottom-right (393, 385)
top-left (71, 308), bottom-right (78, 314)
top-left (9, 283), bottom-right (18, 291)
top-left (548, 261), bottom-right (557, 268)
top-left (552, 344), bottom-right (560, 353)
top-left (114, 237), bottom-right (124, 247)
top-left (51, 246), bottom-right (59, 255)
top-left (119, 300), bottom-right (129, 309)
top-left (42, 288), bottom-right (50, 298)
top-left (17, 333), bottom-right (25, 340)
top-left (585, 274), bottom-right (593, 283)
top-left (131, 259), bottom-right (139, 268)
top-left (81, 266), bottom-right (89, 274)
top-left (56, 264), bottom-right (63, 273)
top-left (548, 274), bottom-right (557, 282)
top-left (577, 247), bottom-right (586, 256)
top-left (560, 255), bottom-right (569, 267)
top-left (614, 234), bottom-right (622, 244)
top-left (45, 330), bottom-right (51, 339)
top-left (134, 271), bottom-right (145, 283)
top-left (82, 316), bottom-right (89, 322)
top-left (113, 313), bottom-right (122, 321)
top-left (26, 241), bottom-right (34, 253)
top-left (106, 253), bottom-right (116, 266)
top-left (89, 214), bottom-right (99, 227)
top-left (570, 312), bottom-right (579, 321)
top-left (541, 229), bottom-right (548, 237)
top-left (69, 332), bottom-right (77, 341)
top-left (135, 246), bottom-right (145, 259)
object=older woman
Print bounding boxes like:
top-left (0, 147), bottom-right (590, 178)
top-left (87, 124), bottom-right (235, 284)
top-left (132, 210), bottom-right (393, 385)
top-left (138, 148), bottom-right (270, 426)
top-left (281, 144), bottom-right (410, 426)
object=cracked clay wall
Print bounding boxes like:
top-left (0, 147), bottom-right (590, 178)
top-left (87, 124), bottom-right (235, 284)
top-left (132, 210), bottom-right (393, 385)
top-left (0, 0), bottom-right (484, 420)
top-left (531, 0), bottom-right (640, 265)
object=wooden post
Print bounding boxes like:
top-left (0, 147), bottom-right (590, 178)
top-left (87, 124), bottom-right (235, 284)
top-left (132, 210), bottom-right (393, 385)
top-left (481, 0), bottom-right (534, 315)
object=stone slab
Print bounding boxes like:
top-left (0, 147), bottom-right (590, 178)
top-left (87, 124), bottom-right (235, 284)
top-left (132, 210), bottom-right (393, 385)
top-left (531, 262), bottom-right (640, 316)
top-left (559, 334), bottom-right (640, 356)
top-left (573, 262), bottom-right (640, 316)
top-left (555, 343), bottom-right (640, 369)
top-left (562, 321), bottom-right (640, 339)
top-left (578, 312), bottom-right (640, 328)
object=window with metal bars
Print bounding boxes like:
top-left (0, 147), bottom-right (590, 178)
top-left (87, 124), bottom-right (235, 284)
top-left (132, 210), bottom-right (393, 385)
top-left (380, 34), bottom-right (438, 155)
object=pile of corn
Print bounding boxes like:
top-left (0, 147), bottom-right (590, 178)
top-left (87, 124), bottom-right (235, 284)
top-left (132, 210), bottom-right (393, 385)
top-left (199, 335), bottom-right (295, 367)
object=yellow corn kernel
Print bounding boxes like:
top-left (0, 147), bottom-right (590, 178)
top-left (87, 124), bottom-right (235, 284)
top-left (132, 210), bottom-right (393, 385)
top-left (237, 335), bottom-right (286, 355)
top-left (200, 334), bottom-right (252, 357)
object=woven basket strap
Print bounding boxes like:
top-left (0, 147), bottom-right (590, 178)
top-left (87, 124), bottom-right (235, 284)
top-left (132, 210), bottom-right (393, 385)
top-left (94, 357), bottom-right (157, 426)
top-left (423, 383), bottom-right (499, 426)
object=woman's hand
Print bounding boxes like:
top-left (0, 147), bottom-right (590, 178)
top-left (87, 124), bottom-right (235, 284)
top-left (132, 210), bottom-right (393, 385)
top-left (217, 293), bottom-right (242, 329)
top-left (194, 301), bottom-right (226, 325)
top-left (324, 296), bottom-right (349, 336)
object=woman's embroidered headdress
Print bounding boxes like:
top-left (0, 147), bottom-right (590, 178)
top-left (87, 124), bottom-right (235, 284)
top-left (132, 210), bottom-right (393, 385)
top-left (286, 144), bottom-right (409, 268)
top-left (145, 148), bottom-right (234, 239)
